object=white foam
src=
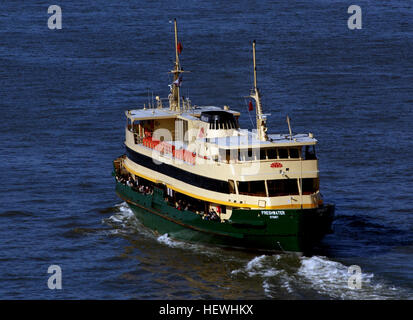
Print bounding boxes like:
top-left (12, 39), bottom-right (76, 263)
top-left (102, 202), bottom-right (142, 234)
top-left (115, 202), bottom-right (135, 218)
top-left (103, 204), bottom-right (238, 260)
top-left (231, 254), bottom-right (291, 298)
top-left (297, 256), bottom-right (406, 300)
top-left (232, 255), bottom-right (281, 276)
top-left (156, 233), bottom-right (215, 254)
top-left (231, 254), bottom-right (410, 299)
top-left (157, 233), bottom-right (183, 248)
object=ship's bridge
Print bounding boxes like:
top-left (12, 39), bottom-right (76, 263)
top-left (199, 110), bottom-right (238, 130)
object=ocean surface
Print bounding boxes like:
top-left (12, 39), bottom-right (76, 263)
top-left (0, 0), bottom-right (412, 299)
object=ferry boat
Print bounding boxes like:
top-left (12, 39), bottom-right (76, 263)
top-left (113, 20), bottom-right (334, 253)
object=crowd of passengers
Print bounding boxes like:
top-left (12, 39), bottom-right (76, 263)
top-left (117, 172), bottom-right (221, 222)
top-left (168, 199), bottom-right (220, 221)
top-left (116, 174), bottom-right (154, 195)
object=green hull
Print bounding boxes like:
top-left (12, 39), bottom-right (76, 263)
top-left (115, 181), bottom-right (334, 253)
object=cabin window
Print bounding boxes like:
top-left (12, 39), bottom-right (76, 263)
top-left (238, 149), bottom-right (253, 161)
top-left (237, 181), bottom-right (248, 194)
top-left (247, 148), bottom-right (253, 159)
top-left (250, 181), bottom-right (267, 196)
top-left (239, 149), bottom-right (248, 161)
top-left (252, 149), bottom-right (260, 160)
top-left (304, 145), bottom-right (317, 160)
top-left (237, 181), bottom-right (266, 196)
top-left (217, 181), bottom-right (229, 194)
top-left (289, 148), bottom-right (300, 159)
top-left (226, 150), bottom-right (231, 163)
top-left (238, 150), bottom-right (243, 161)
top-left (278, 148), bottom-right (289, 159)
top-left (219, 149), bottom-right (226, 163)
top-left (267, 148), bottom-right (277, 159)
top-left (301, 178), bottom-right (319, 194)
top-left (228, 149), bottom-right (238, 162)
top-left (228, 180), bottom-right (236, 194)
top-left (132, 122), bottom-right (141, 134)
top-left (259, 148), bottom-right (267, 160)
top-left (267, 179), bottom-right (299, 196)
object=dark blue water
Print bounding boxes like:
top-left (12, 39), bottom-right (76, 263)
top-left (1, 0), bottom-right (412, 299)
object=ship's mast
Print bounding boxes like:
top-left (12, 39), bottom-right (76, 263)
top-left (169, 18), bottom-right (184, 112)
top-left (250, 40), bottom-right (268, 141)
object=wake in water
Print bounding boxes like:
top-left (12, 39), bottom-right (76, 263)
top-left (103, 202), bottom-right (219, 249)
top-left (232, 254), bottom-right (410, 299)
top-left (103, 203), bottom-right (412, 300)
top-left (103, 203), bottom-right (253, 261)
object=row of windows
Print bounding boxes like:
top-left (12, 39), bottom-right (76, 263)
top-left (209, 120), bottom-right (238, 130)
top-left (127, 146), bottom-right (318, 197)
top-left (126, 146), bottom-right (229, 193)
top-left (219, 146), bottom-right (316, 163)
top-left (235, 178), bottom-right (319, 197)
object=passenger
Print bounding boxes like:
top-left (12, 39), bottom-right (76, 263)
top-left (209, 209), bottom-right (219, 221)
top-left (177, 200), bottom-right (183, 210)
top-left (212, 212), bottom-right (220, 221)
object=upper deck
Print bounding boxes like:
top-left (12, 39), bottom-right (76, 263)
top-left (205, 131), bottom-right (317, 150)
top-left (126, 106), bottom-right (240, 122)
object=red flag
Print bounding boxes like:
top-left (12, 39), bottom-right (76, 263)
top-left (248, 101), bottom-right (253, 111)
top-left (177, 42), bottom-right (183, 54)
